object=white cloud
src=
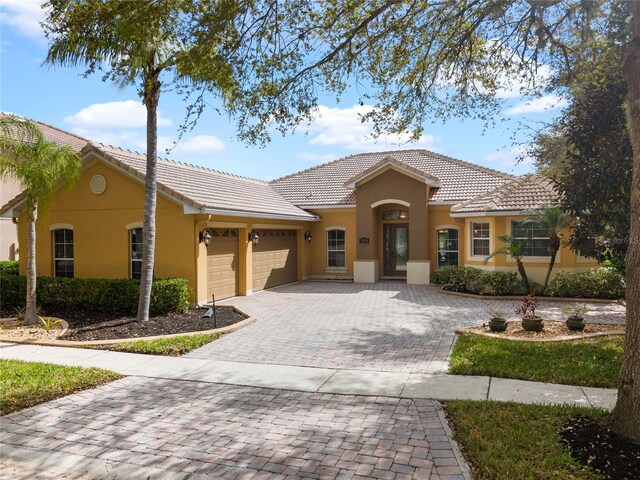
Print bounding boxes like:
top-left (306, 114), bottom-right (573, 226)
top-left (304, 104), bottom-right (438, 151)
top-left (0, 0), bottom-right (45, 38)
top-left (297, 152), bottom-right (338, 163)
top-left (172, 135), bottom-right (224, 154)
top-left (493, 65), bottom-right (553, 99)
top-left (64, 100), bottom-right (172, 129)
top-left (504, 95), bottom-right (567, 116)
top-left (483, 146), bottom-right (533, 173)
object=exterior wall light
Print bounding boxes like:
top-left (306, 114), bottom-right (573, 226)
top-left (249, 229), bottom-right (260, 245)
top-left (304, 231), bottom-right (312, 244)
top-left (199, 228), bottom-right (213, 247)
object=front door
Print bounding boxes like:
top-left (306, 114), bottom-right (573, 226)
top-left (383, 224), bottom-right (409, 277)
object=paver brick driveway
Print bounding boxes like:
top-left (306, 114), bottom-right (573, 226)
top-left (2, 377), bottom-right (467, 479)
top-left (189, 282), bottom-right (625, 374)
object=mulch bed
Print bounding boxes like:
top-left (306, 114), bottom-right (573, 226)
top-left (57, 307), bottom-right (247, 341)
top-left (468, 320), bottom-right (625, 340)
top-left (559, 415), bottom-right (640, 480)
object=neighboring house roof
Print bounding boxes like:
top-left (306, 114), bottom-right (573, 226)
top-left (88, 144), bottom-right (318, 221)
top-left (271, 149), bottom-right (514, 206)
top-left (450, 173), bottom-right (559, 216)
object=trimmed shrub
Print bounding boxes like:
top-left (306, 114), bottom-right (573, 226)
top-left (0, 275), bottom-right (190, 315)
top-left (434, 266), bottom-right (535, 296)
top-left (546, 268), bottom-right (625, 299)
top-left (483, 271), bottom-right (522, 296)
top-left (431, 266), bottom-right (459, 285)
top-left (0, 260), bottom-right (18, 275)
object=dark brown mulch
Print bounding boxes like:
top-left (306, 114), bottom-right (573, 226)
top-left (559, 415), bottom-right (640, 480)
top-left (57, 307), bottom-right (248, 341)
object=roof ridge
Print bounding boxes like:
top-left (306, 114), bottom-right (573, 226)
top-left (417, 149), bottom-right (514, 179)
top-left (270, 152), bottom-right (362, 183)
top-left (94, 143), bottom-right (268, 184)
top-left (0, 112), bottom-right (91, 145)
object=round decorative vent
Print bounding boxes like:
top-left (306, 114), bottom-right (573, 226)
top-left (90, 174), bottom-right (107, 195)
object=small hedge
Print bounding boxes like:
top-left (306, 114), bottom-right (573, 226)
top-left (0, 260), bottom-right (18, 276)
top-left (546, 268), bottom-right (625, 299)
top-left (0, 275), bottom-right (190, 315)
top-left (432, 265), bottom-right (625, 299)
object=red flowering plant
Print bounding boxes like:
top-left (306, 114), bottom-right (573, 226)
top-left (515, 292), bottom-right (541, 319)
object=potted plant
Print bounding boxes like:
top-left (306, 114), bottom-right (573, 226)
top-left (515, 293), bottom-right (544, 332)
top-left (561, 304), bottom-right (589, 331)
top-left (488, 309), bottom-right (508, 332)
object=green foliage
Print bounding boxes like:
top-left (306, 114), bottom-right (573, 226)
top-left (0, 359), bottom-right (120, 415)
top-left (445, 401), bottom-right (606, 480)
top-left (0, 275), bottom-right (190, 315)
top-left (0, 260), bottom-right (18, 275)
top-left (38, 316), bottom-right (64, 331)
top-left (434, 266), bottom-right (522, 296)
top-left (83, 333), bottom-right (221, 357)
top-left (450, 334), bottom-right (623, 388)
top-left (546, 268), bottom-right (625, 300)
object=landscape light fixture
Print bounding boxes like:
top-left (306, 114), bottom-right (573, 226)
top-left (199, 228), bottom-right (213, 247)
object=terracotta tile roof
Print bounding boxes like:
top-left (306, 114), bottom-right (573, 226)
top-left (451, 173), bottom-right (559, 215)
top-left (344, 156), bottom-right (441, 188)
top-left (92, 144), bottom-right (317, 220)
top-left (270, 149), bottom-right (514, 206)
top-left (0, 114), bottom-right (88, 152)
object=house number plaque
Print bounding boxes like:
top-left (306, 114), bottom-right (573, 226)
top-left (359, 237), bottom-right (370, 244)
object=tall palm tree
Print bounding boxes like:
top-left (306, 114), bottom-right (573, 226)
top-left (484, 234), bottom-right (531, 291)
top-left (521, 206), bottom-right (572, 292)
top-left (0, 116), bottom-right (81, 325)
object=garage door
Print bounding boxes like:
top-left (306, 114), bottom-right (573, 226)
top-left (206, 229), bottom-right (239, 301)
top-left (252, 229), bottom-right (297, 292)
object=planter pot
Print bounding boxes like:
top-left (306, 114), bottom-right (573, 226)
top-left (566, 317), bottom-right (586, 331)
top-left (489, 318), bottom-right (508, 332)
top-left (521, 316), bottom-right (544, 332)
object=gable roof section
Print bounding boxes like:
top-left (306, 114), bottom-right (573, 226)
top-left (270, 149), bottom-right (514, 207)
top-left (343, 156), bottom-right (441, 189)
top-left (450, 173), bottom-right (559, 216)
top-left (88, 144), bottom-right (317, 221)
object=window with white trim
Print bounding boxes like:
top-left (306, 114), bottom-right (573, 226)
top-left (327, 229), bottom-right (346, 268)
top-left (471, 222), bottom-right (490, 256)
top-left (130, 228), bottom-right (143, 279)
top-left (512, 221), bottom-right (551, 257)
top-left (53, 229), bottom-right (74, 277)
top-left (437, 229), bottom-right (459, 267)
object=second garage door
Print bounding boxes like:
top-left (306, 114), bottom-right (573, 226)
top-left (252, 229), bottom-right (297, 292)
top-left (206, 229), bottom-right (239, 301)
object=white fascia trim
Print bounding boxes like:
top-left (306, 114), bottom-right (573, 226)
top-left (450, 210), bottom-right (528, 218)
top-left (371, 199), bottom-right (410, 208)
top-left (297, 204), bottom-right (356, 209)
top-left (198, 207), bottom-right (319, 222)
top-left (428, 200), bottom-right (459, 205)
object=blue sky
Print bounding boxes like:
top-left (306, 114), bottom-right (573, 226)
top-left (0, 1), bottom-right (566, 181)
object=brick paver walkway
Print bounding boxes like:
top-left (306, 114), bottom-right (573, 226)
top-left (2, 377), bottom-right (468, 479)
top-left (189, 282), bottom-right (625, 374)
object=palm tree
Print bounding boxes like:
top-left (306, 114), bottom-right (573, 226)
top-left (0, 116), bottom-right (81, 325)
top-left (521, 206), bottom-right (572, 292)
top-left (484, 234), bottom-right (531, 291)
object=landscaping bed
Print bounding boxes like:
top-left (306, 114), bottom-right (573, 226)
top-left (58, 306), bottom-right (247, 341)
top-left (460, 320), bottom-right (625, 341)
top-left (450, 333), bottom-right (623, 388)
top-left (0, 359), bottom-right (120, 415)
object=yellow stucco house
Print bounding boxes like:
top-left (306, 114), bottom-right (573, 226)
top-left (0, 120), bottom-right (597, 305)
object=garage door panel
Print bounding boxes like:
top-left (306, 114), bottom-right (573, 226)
top-left (252, 230), bottom-right (297, 292)
top-left (206, 230), bottom-right (239, 300)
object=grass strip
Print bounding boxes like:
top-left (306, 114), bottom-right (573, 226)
top-left (0, 359), bottom-right (120, 415)
top-left (82, 332), bottom-right (221, 356)
top-left (449, 334), bottom-right (622, 388)
top-left (444, 400), bottom-right (606, 479)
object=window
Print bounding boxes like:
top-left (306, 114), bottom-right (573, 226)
top-left (512, 221), bottom-right (551, 257)
top-left (471, 222), bottom-right (490, 256)
top-left (437, 229), bottom-right (459, 268)
top-left (130, 228), bottom-right (143, 279)
top-left (327, 229), bottom-right (346, 268)
top-left (53, 229), bottom-right (74, 277)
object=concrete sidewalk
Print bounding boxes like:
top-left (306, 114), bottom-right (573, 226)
top-left (0, 342), bottom-right (617, 408)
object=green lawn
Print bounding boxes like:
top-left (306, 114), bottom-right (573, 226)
top-left (0, 359), bottom-right (120, 415)
top-left (444, 400), bottom-right (605, 479)
top-left (82, 332), bottom-right (221, 356)
top-left (449, 334), bottom-right (623, 388)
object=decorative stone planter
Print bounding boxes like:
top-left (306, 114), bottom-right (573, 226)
top-left (521, 315), bottom-right (544, 332)
top-left (489, 318), bottom-right (508, 332)
top-left (566, 317), bottom-right (586, 331)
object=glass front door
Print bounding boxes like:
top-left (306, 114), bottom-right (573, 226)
top-left (384, 224), bottom-right (409, 276)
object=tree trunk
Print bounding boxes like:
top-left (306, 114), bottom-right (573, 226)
top-left (24, 204), bottom-right (38, 326)
top-left (136, 70), bottom-right (161, 322)
top-left (608, 2), bottom-right (640, 443)
top-left (516, 258), bottom-right (530, 291)
top-left (543, 249), bottom-right (558, 292)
